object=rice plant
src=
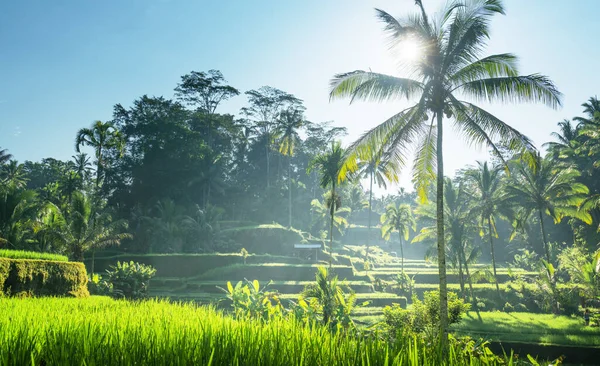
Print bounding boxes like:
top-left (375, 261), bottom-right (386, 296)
top-left (0, 297), bottom-right (542, 366)
top-left (0, 249), bottom-right (68, 262)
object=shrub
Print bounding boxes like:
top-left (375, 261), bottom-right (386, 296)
top-left (219, 279), bottom-right (283, 321)
top-left (220, 224), bottom-right (304, 255)
top-left (381, 290), bottom-right (470, 342)
top-left (106, 261), bottom-right (156, 299)
top-left (0, 249), bottom-right (68, 262)
top-left (0, 258), bottom-right (88, 297)
top-left (88, 274), bottom-right (112, 296)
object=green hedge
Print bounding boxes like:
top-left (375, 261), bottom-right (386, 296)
top-left (0, 249), bottom-right (68, 262)
top-left (0, 258), bottom-right (89, 298)
top-left (220, 224), bottom-right (304, 255)
top-left (87, 254), bottom-right (308, 278)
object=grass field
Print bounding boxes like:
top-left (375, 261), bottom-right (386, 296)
top-left (451, 312), bottom-right (600, 347)
top-left (0, 297), bottom-right (514, 366)
top-left (0, 249), bottom-right (69, 262)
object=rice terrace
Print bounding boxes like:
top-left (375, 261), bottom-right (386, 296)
top-left (2, 0), bottom-right (600, 365)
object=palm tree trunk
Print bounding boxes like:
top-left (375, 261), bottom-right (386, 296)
top-left (538, 210), bottom-right (552, 264)
top-left (96, 147), bottom-right (103, 188)
top-left (91, 249), bottom-right (96, 275)
top-left (366, 172), bottom-right (373, 266)
top-left (457, 243), bottom-right (465, 299)
top-left (460, 244), bottom-right (478, 315)
top-left (288, 156), bottom-right (292, 228)
top-left (399, 231), bottom-right (404, 274)
top-left (265, 133), bottom-right (271, 189)
top-left (435, 112), bottom-right (449, 347)
top-left (488, 218), bottom-right (501, 297)
top-left (329, 184), bottom-right (336, 271)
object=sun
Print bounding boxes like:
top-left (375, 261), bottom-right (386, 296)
top-left (398, 39), bottom-right (423, 63)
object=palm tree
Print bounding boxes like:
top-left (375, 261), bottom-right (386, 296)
top-left (75, 121), bottom-right (124, 188)
top-left (413, 178), bottom-right (479, 307)
top-left (356, 147), bottom-right (398, 264)
top-left (504, 152), bottom-right (591, 264)
top-left (463, 161), bottom-right (509, 296)
top-left (328, 0), bottom-right (561, 341)
top-left (380, 203), bottom-right (415, 273)
top-left (276, 107), bottom-right (305, 228)
top-left (70, 153), bottom-right (92, 181)
top-left (0, 148), bottom-right (12, 166)
top-left (573, 96), bottom-right (600, 127)
top-left (60, 192), bottom-right (131, 265)
top-left (310, 194), bottom-right (351, 256)
top-left (308, 142), bottom-right (354, 268)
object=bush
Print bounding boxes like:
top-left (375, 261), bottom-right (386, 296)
top-left (106, 261), bottom-right (156, 299)
top-left (88, 274), bottom-right (112, 296)
top-left (220, 224), bottom-right (304, 255)
top-left (0, 249), bottom-right (68, 262)
top-left (0, 258), bottom-right (88, 297)
top-left (381, 290), bottom-right (470, 342)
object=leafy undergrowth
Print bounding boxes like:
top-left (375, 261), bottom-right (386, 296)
top-left (451, 311), bottom-right (600, 347)
top-left (0, 297), bottom-right (526, 366)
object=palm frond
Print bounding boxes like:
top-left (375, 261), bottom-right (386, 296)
top-left (329, 71), bottom-right (423, 103)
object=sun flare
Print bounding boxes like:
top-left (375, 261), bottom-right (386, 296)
top-left (398, 39), bottom-right (422, 63)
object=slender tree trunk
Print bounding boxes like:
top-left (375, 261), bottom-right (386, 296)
top-left (488, 218), bottom-right (501, 297)
top-left (96, 147), bottom-right (103, 188)
top-left (329, 184), bottom-right (336, 271)
top-left (265, 133), bottom-right (270, 189)
top-left (366, 172), bottom-right (373, 267)
top-left (91, 249), bottom-right (96, 275)
top-left (288, 156), bottom-right (292, 228)
top-left (538, 210), bottom-right (552, 264)
top-left (399, 231), bottom-right (404, 274)
top-left (457, 243), bottom-right (465, 299)
top-left (460, 244), bottom-right (478, 313)
top-left (435, 112), bottom-right (449, 347)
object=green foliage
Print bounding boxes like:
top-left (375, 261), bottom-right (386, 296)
top-left (105, 261), bottom-right (156, 299)
top-left (0, 257), bottom-right (88, 297)
top-left (0, 249), bottom-right (68, 262)
top-left (381, 291), bottom-right (470, 342)
top-left (220, 224), bottom-right (304, 255)
top-left (219, 279), bottom-right (283, 321)
top-left (88, 273), bottom-right (112, 296)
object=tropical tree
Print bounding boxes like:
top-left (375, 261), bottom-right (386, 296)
top-left (381, 203), bottom-right (415, 273)
top-left (308, 142), bottom-right (354, 267)
top-left (328, 0), bottom-right (561, 341)
top-left (310, 195), bottom-right (351, 252)
top-left (356, 147), bottom-right (398, 263)
top-left (75, 120), bottom-right (125, 188)
top-left (276, 107), bottom-right (305, 228)
top-left (59, 192), bottom-right (130, 266)
top-left (504, 152), bottom-right (591, 264)
top-left (462, 161), bottom-right (509, 296)
top-left (0, 148), bottom-right (12, 166)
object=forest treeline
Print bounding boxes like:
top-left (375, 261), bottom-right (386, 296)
top-left (1, 70), bottom-right (599, 266)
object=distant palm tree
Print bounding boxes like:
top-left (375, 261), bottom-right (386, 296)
top-left (0, 148), bottom-right (12, 166)
top-left (75, 121), bottom-right (124, 188)
top-left (276, 107), bottom-right (305, 228)
top-left (329, 0), bottom-right (561, 341)
top-left (60, 192), bottom-right (130, 265)
top-left (0, 189), bottom-right (38, 248)
top-left (356, 148), bottom-right (398, 264)
top-left (463, 161), bottom-right (509, 296)
top-left (505, 153), bottom-right (591, 264)
top-left (380, 203), bottom-right (415, 273)
top-left (310, 194), bottom-right (351, 244)
top-left (573, 96), bottom-right (600, 127)
top-left (70, 153), bottom-right (93, 181)
top-left (308, 142), bottom-right (354, 267)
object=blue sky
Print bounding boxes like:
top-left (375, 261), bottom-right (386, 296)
top-left (1, 0), bottom-right (599, 191)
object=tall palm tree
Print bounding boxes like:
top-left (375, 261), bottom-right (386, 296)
top-left (505, 152), bottom-right (591, 264)
top-left (75, 121), bottom-right (124, 188)
top-left (380, 203), bottom-right (415, 273)
top-left (328, 0), bottom-right (561, 341)
top-left (356, 147), bottom-right (398, 264)
top-left (573, 96), bottom-right (600, 127)
top-left (276, 107), bottom-right (305, 228)
top-left (0, 148), bottom-right (12, 166)
top-left (310, 194), bottom-right (351, 249)
top-left (70, 153), bottom-right (92, 181)
top-left (463, 161), bottom-right (509, 296)
top-left (308, 142), bottom-right (354, 268)
top-left (60, 192), bottom-right (131, 265)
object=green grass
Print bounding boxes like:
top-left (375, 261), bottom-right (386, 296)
top-left (0, 249), bottom-right (68, 262)
top-left (0, 297), bottom-right (511, 365)
top-left (452, 311), bottom-right (600, 347)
